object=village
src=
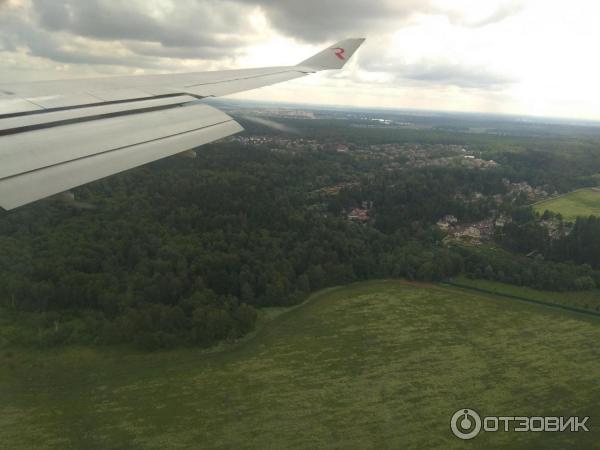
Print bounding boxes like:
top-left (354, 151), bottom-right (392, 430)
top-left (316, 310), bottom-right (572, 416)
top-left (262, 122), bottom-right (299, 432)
top-left (228, 134), bottom-right (501, 171)
top-left (227, 133), bottom-right (565, 246)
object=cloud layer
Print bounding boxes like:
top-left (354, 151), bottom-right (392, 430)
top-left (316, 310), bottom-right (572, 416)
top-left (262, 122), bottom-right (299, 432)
top-left (0, 0), bottom-right (523, 68)
top-left (1, 0), bottom-right (599, 119)
top-left (240, 0), bottom-right (433, 42)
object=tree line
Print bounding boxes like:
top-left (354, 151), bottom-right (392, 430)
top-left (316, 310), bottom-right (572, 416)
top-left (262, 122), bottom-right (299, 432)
top-left (1, 137), bottom-right (599, 350)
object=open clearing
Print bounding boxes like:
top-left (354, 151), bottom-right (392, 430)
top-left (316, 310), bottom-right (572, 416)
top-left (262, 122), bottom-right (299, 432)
top-left (449, 276), bottom-right (600, 314)
top-left (534, 188), bottom-right (600, 221)
top-left (1, 281), bottom-right (599, 449)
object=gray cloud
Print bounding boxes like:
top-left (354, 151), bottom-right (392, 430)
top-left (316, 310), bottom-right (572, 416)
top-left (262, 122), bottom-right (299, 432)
top-left (125, 42), bottom-right (243, 61)
top-left (0, 0), bottom-right (520, 91)
top-left (234, 0), bottom-right (524, 43)
top-left (0, 0), bottom-right (261, 71)
top-left (240, 0), bottom-right (435, 42)
top-left (0, 11), bottom-right (161, 69)
top-left (362, 58), bottom-right (514, 89)
top-left (400, 63), bottom-right (513, 88)
top-left (446, 0), bottom-right (525, 27)
top-left (32, 0), bottom-right (253, 48)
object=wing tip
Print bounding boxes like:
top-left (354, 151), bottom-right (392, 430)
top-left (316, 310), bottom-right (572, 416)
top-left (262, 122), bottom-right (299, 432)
top-left (298, 38), bottom-right (366, 71)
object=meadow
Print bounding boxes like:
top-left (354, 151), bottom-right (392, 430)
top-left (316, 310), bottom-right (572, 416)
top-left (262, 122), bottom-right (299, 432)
top-left (450, 276), bottom-right (600, 314)
top-left (534, 188), bottom-right (600, 221)
top-left (1, 281), bottom-right (599, 449)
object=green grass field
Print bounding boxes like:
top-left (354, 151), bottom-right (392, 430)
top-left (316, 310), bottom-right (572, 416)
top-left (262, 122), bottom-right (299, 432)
top-left (451, 276), bottom-right (600, 313)
top-left (1, 281), bottom-right (599, 449)
top-left (534, 188), bottom-right (600, 221)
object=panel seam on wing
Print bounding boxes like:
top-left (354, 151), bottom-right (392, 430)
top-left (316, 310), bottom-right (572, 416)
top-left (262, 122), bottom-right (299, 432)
top-left (183, 69), bottom-right (305, 88)
top-left (0, 101), bottom-right (195, 136)
top-left (0, 93), bottom-right (191, 120)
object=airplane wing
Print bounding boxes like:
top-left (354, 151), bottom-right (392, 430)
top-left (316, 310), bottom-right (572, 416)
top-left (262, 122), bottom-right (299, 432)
top-left (0, 38), bottom-right (365, 210)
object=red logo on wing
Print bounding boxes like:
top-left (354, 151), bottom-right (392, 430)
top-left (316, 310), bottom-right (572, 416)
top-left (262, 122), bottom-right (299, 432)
top-left (333, 47), bottom-right (346, 60)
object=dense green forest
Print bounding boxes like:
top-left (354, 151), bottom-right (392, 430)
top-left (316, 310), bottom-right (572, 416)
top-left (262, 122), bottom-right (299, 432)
top-left (499, 211), bottom-right (600, 269)
top-left (2, 114), bottom-right (600, 349)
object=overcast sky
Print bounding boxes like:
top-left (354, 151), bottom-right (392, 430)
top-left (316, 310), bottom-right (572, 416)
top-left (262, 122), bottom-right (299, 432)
top-left (1, 0), bottom-right (599, 120)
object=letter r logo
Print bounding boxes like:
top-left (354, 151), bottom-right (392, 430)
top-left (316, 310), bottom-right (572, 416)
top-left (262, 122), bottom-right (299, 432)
top-left (333, 47), bottom-right (346, 60)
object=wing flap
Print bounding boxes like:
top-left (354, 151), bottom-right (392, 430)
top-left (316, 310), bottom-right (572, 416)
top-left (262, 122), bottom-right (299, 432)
top-left (0, 103), bottom-right (231, 179)
top-left (0, 104), bottom-right (242, 210)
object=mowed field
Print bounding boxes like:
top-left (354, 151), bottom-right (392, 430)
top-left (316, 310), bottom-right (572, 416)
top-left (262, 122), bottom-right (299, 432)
top-left (1, 281), bottom-right (600, 449)
top-left (534, 188), bottom-right (600, 221)
top-left (450, 276), bottom-right (600, 313)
